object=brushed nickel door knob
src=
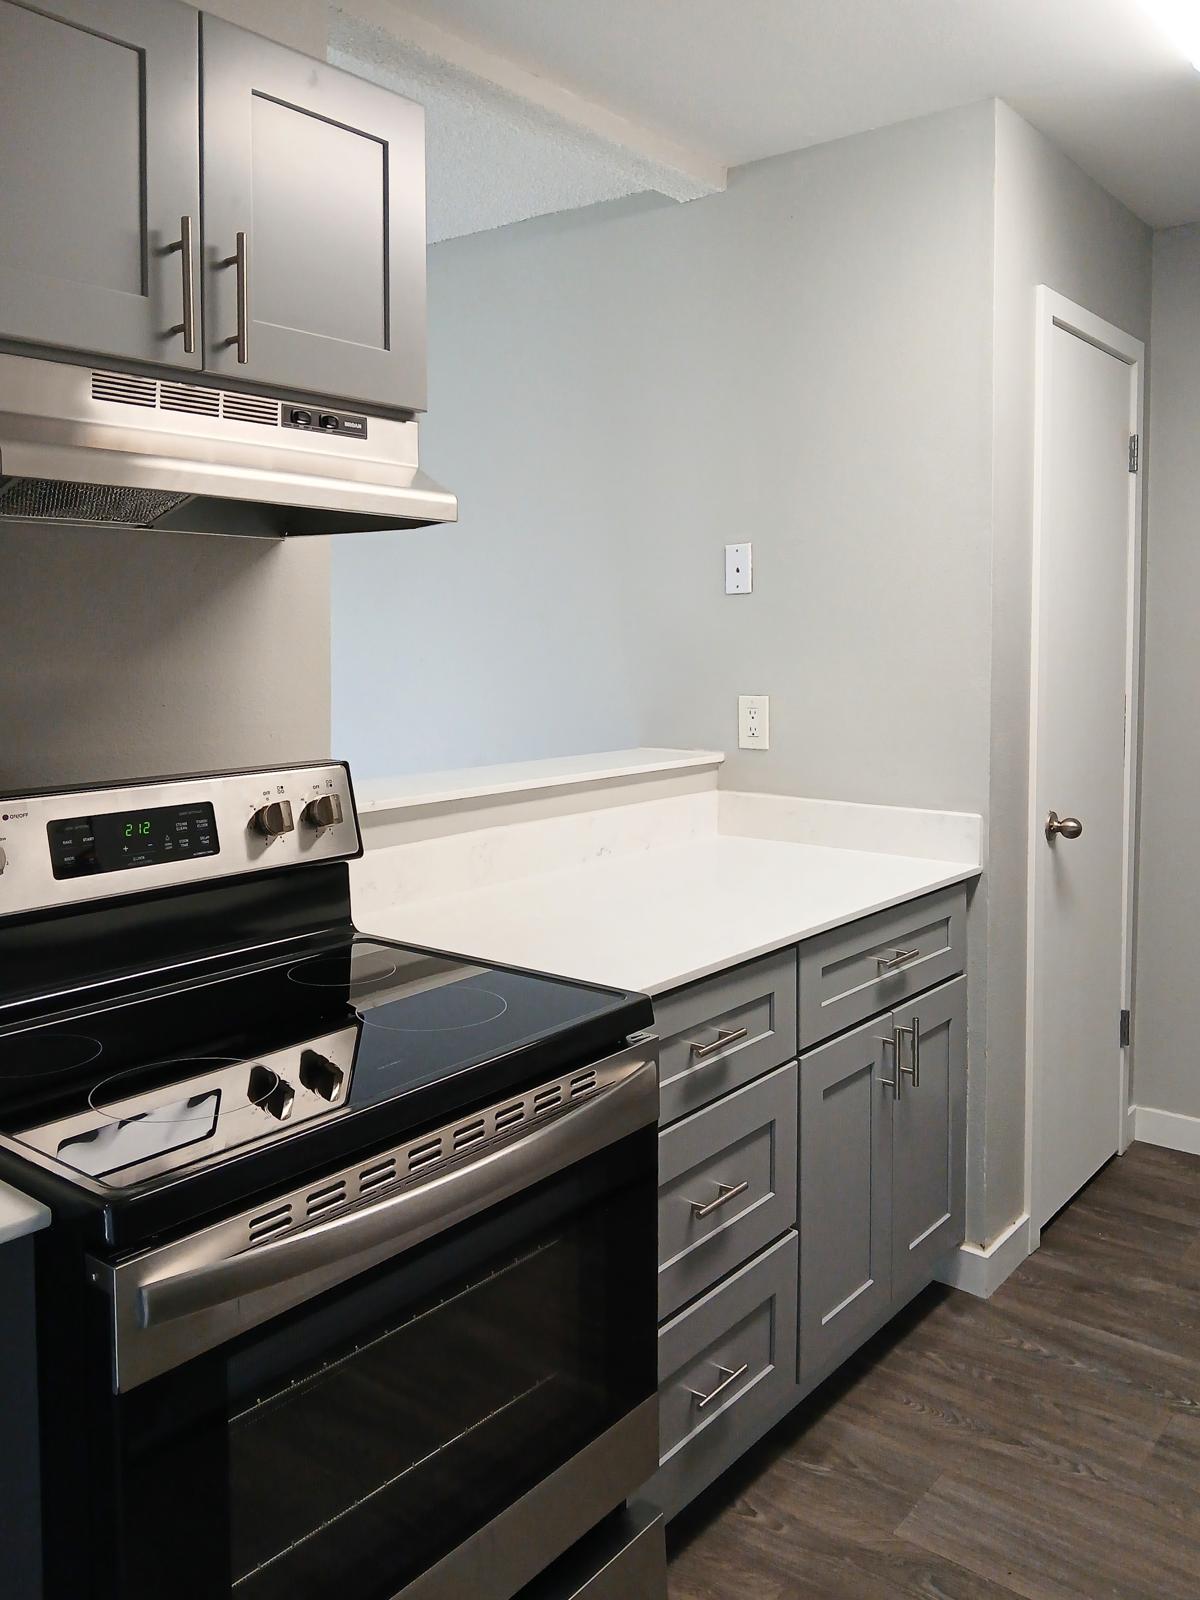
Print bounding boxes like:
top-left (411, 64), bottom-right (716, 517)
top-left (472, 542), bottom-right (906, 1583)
top-left (1046, 811), bottom-right (1084, 842)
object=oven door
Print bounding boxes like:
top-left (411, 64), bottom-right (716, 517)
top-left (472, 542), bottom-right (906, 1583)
top-left (81, 1046), bottom-right (658, 1600)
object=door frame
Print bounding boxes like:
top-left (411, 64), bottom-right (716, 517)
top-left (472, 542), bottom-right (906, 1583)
top-left (1024, 287), bottom-right (1145, 1242)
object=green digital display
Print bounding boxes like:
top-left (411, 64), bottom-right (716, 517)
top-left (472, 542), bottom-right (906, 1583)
top-left (49, 802), bottom-right (219, 879)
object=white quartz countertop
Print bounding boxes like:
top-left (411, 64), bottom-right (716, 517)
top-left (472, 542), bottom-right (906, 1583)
top-left (0, 1179), bottom-right (51, 1246)
top-left (363, 834), bottom-right (978, 996)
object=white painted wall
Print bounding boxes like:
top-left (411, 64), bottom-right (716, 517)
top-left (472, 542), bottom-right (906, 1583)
top-left (0, 528), bottom-right (331, 790)
top-left (982, 103), bottom-right (1152, 1240)
top-left (1132, 225), bottom-right (1200, 1124)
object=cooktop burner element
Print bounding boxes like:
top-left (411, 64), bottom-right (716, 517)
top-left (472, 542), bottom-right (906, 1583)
top-left (286, 946), bottom-right (400, 991)
top-left (360, 985), bottom-right (509, 1033)
top-left (0, 1031), bottom-right (103, 1079)
top-left (87, 1059), bottom-right (268, 1120)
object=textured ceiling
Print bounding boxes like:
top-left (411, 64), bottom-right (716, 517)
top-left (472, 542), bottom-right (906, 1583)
top-left (387, 0), bottom-right (1200, 228)
top-left (330, 8), bottom-right (717, 241)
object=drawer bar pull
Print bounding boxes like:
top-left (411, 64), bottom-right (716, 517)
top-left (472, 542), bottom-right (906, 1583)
top-left (688, 1361), bottom-right (750, 1411)
top-left (877, 947), bottom-right (921, 972)
top-left (687, 1025), bottom-right (750, 1059)
top-left (687, 1179), bottom-right (750, 1219)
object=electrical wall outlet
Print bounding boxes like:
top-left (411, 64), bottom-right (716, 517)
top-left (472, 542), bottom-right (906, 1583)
top-left (738, 694), bottom-right (770, 750)
top-left (725, 543), bottom-right (752, 594)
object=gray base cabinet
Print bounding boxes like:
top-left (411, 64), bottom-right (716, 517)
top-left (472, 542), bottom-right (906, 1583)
top-left (647, 1232), bottom-right (799, 1519)
top-left (658, 1063), bottom-right (797, 1319)
top-left (799, 976), bottom-right (966, 1389)
top-left (797, 1021), bottom-right (894, 1384)
top-left (642, 888), bottom-right (971, 1522)
top-left (890, 978), bottom-right (968, 1304)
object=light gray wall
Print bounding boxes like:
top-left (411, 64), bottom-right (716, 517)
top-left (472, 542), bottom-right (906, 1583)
top-left (334, 101), bottom-right (997, 791)
top-left (331, 97), bottom-right (1155, 1250)
top-left (0, 527), bottom-right (331, 790)
top-left (980, 104), bottom-right (1152, 1240)
top-left (1132, 225), bottom-right (1200, 1120)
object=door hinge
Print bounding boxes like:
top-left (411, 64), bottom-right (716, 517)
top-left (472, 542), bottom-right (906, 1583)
top-left (1128, 434), bottom-right (1140, 474)
top-left (1120, 1008), bottom-right (1131, 1048)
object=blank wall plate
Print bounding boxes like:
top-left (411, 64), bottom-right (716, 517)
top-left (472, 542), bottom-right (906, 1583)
top-left (738, 694), bottom-right (769, 750)
top-left (725, 542), bottom-right (752, 594)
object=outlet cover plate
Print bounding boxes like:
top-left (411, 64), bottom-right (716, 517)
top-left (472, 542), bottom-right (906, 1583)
top-left (738, 694), bottom-right (770, 750)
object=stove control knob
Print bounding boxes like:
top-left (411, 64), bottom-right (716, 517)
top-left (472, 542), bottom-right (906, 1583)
top-left (252, 799), bottom-right (294, 840)
top-left (302, 793), bottom-right (344, 831)
top-left (249, 1065), bottom-right (295, 1121)
top-left (299, 1049), bottom-right (345, 1102)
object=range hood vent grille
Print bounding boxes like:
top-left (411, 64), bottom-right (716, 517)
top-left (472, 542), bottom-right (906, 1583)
top-left (0, 476), bottom-right (191, 526)
top-left (91, 371), bottom-right (157, 408)
top-left (220, 391), bottom-right (279, 427)
top-left (160, 382), bottom-right (220, 418)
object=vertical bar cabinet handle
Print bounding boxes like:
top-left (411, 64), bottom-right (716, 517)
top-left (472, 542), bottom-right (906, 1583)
top-left (223, 231), bottom-right (249, 364)
top-left (877, 1030), bottom-right (902, 1100)
top-left (178, 215), bottom-right (196, 354)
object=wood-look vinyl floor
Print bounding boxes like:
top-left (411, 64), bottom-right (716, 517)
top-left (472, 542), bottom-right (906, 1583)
top-left (667, 1141), bottom-right (1200, 1600)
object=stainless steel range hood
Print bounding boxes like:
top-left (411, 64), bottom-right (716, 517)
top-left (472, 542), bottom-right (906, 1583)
top-left (0, 353), bottom-right (457, 537)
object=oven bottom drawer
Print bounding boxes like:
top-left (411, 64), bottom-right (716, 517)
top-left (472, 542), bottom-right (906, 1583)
top-left (515, 1503), bottom-right (666, 1600)
top-left (401, 1399), bottom-right (659, 1600)
top-left (645, 1231), bottom-right (799, 1520)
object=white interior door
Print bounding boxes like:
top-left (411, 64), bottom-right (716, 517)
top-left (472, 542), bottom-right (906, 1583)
top-left (1029, 293), bottom-right (1142, 1234)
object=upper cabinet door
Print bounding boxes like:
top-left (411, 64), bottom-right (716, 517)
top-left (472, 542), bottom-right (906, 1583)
top-left (0, 0), bottom-right (201, 368)
top-left (200, 17), bottom-right (427, 412)
top-left (889, 976), bottom-right (967, 1305)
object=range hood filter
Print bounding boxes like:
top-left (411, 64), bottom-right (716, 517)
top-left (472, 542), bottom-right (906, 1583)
top-left (0, 476), bottom-right (192, 527)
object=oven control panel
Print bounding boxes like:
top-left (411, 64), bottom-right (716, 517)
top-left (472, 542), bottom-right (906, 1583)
top-left (0, 762), bottom-right (361, 919)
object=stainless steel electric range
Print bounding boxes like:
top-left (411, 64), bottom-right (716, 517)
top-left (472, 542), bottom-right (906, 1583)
top-left (0, 762), bottom-right (661, 1600)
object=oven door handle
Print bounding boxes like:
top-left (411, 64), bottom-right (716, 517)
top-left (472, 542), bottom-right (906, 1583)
top-left (122, 1050), bottom-right (657, 1359)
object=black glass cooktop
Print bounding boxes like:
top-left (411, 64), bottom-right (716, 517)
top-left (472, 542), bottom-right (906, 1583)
top-left (0, 935), bottom-right (650, 1209)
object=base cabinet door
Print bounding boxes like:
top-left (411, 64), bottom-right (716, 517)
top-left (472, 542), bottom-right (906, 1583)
top-left (890, 977), bottom-right (967, 1304)
top-left (798, 1020), bottom-right (893, 1388)
top-left (200, 16), bottom-right (427, 410)
top-left (0, 0), bottom-right (202, 368)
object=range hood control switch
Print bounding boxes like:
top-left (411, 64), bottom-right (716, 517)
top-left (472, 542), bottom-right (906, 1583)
top-left (253, 800), bottom-right (294, 839)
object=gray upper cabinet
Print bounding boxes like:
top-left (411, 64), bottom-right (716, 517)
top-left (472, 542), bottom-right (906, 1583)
top-left (798, 1018), bottom-right (892, 1387)
top-left (890, 976), bottom-right (967, 1305)
top-left (200, 16), bottom-right (427, 410)
top-left (0, 0), bottom-right (202, 369)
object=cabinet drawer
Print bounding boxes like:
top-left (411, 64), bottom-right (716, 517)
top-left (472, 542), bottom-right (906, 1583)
top-left (655, 950), bottom-right (798, 1126)
top-left (658, 1063), bottom-right (797, 1319)
top-left (647, 1232), bottom-right (798, 1520)
top-left (798, 885), bottom-right (966, 1048)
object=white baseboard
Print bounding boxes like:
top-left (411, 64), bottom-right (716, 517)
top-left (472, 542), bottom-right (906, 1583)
top-left (934, 1212), bottom-right (1032, 1299)
top-left (1130, 1104), bottom-right (1200, 1157)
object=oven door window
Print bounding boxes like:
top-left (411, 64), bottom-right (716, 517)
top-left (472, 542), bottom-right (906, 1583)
top-left (110, 1134), bottom-right (655, 1600)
